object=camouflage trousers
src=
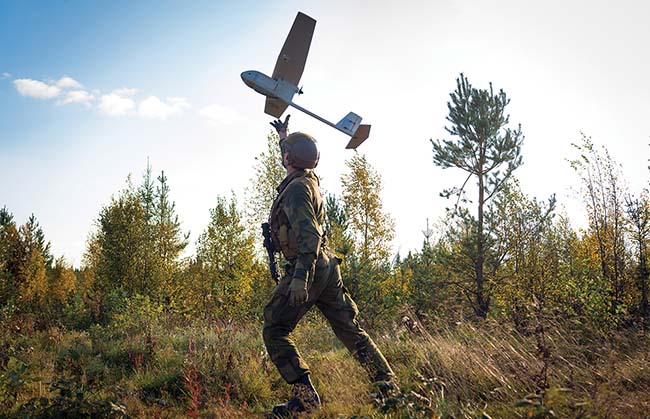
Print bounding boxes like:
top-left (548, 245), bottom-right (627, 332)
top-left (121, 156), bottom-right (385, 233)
top-left (263, 253), bottom-right (394, 384)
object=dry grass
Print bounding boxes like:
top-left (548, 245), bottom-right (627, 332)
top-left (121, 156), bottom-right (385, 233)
top-left (1, 314), bottom-right (649, 418)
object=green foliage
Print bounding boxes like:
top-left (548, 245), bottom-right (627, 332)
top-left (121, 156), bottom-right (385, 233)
top-left (372, 375), bottom-right (456, 418)
top-left (324, 194), bottom-right (354, 259)
top-left (151, 170), bottom-right (189, 290)
top-left (19, 214), bottom-right (53, 269)
top-left (61, 295), bottom-right (94, 331)
top-left (341, 153), bottom-right (394, 267)
top-left (568, 135), bottom-right (634, 323)
top-left (83, 165), bottom-right (188, 321)
top-left (0, 356), bottom-right (29, 412)
top-left (0, 207), bottom-right (20, 305)
top-left (625, 192), bottom-right (650, 325)
top-left (2, 103), bottom-right (650, 417)
top-left (399, 240), bottom-right (466, 322)
top-left (15, 378), bottom-right (129, 419)
top-left (245, 132), bottom-right (285, 242)
top-left (111, 294), bottom-right (163, 337)
top-left (87, 181), bottom-right (149, 299)
top-left (337, 154), bottom-right (401, 325)
top-left (0, 310), bottom-right (648, 418)
top-left (17, 248), bottom-right (48, 313)
top-left (0, 210), bottom-right (62, 320)
top-left (487, 181), bottom-right (558, 321)
top-left (431, 73), bottom-right (524, 207)
top-left (193, 194), bottom-right (262, 319)
top-left (431, 73), bottom-right (524, 318)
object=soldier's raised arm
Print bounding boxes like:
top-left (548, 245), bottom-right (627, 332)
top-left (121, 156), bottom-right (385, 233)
top-left (270, 114), bottom-right (291, 143)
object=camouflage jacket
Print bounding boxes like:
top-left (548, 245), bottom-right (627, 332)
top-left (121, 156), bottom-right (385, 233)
top-left (269, 169), bottom-right (325, 281)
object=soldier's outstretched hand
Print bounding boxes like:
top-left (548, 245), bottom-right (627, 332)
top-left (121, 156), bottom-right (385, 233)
top-left (270, 114), bottom-right (290, 141)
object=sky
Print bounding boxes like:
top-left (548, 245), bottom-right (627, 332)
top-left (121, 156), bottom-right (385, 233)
top-left (1, 0), bottom-right (649, 267)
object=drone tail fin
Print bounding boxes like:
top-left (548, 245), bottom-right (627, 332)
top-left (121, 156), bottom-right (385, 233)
top-left (336, 112), bottom-right (362, 137)
top-left (346, 124), bottom-right (371, 149)
top-left (336, 112), bottom-right (370, 149)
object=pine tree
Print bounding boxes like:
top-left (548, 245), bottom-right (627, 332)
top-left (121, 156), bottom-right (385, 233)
top-left (154, 170), bottom-right (189, 292)
top-left (0, 206), bottom-right (20, 304)
top-left (431, 73), bottom-right (524, 318)
top-left (9, 214), bottom-right (54, 314)
top-left (20, 214), bottom-right (53, 269)
top-left (138, 160), bottom-right (157, 224)
top-left (137, 162), bottom-right (158, 297)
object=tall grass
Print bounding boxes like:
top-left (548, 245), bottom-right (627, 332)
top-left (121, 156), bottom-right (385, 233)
top-left (0, 310), bottom-right (648, 418)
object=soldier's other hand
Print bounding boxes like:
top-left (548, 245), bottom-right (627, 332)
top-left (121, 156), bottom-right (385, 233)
top-left (270, 115), bottom-right (290, 140)
top-left (288, 277), bottom-right (308, 306)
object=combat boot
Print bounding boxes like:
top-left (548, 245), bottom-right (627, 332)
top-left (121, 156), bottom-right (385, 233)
top-left (271, 376), bottom-right (321, 418)
top-left (371, 376), bottom-right (400, 402)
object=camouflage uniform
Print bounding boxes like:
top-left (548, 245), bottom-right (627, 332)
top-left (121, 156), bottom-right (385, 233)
top-left (263, 168), bottom-right (394, 384)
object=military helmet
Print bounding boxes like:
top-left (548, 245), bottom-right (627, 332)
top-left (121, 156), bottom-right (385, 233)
top-left (280, 132), bottom-right (320, 169)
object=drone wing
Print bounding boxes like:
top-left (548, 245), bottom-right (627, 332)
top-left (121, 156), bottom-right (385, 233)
top-left (272, 12), bottom-right (316, 86)
top-left (265, 97), bottom-right (289, 118)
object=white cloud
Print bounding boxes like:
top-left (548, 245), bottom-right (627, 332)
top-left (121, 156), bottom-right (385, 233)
top-left (113, 87), bottom-right (138, 97)
top-left (59, 90), bottom-right (94, 105)
top-left (1, 72), bottom-right (11, 80)
top-left (168, 97), bottom-right (191, 108)
top-left (199, 104), bottom-right (241, 125)
top-left (138, 96), bottom-right (191, 120)
top-left (56, 76), bottom-right (82, 89)
top-left (98, 90), bottom-right (136, 116)
top-left (13, 78), bottom-right (61, 99)
top-left (11, 75), bottom-right (194, 121)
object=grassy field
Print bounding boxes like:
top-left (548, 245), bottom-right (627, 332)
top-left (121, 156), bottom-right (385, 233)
top-left (1, 311), bottom-right (649, 418)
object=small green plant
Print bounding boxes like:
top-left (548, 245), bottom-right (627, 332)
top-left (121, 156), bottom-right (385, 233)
top-left (0, 356), bottom-right (29, 411)
top-left (182, 337), bottom-right (203, 419)
top-left (17, 378), bottom-right (129, 419)
top-left (372, 375), bottom-right (459, 418)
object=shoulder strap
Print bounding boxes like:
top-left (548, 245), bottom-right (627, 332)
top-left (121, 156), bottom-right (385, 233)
top-left (270, 175), bottom-right (302, 221)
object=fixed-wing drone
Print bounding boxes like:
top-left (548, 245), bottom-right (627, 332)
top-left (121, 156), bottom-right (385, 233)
top-left (241, 12), bottom-right (370, 149)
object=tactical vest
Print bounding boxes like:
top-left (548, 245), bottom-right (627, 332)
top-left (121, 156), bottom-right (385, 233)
top-left (269, 170), bottom-right (324, 261)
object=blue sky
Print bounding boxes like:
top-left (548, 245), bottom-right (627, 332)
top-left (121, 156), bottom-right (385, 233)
top-left (2, 0), bottom-right (650, 266)
top-left (1, 0), bottom-right (282, 264)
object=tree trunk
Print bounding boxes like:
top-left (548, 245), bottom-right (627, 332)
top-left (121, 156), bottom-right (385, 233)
top-left (640, 243), bottom-right (649, 328)
top-left (475, 149), bottom-right (488, 318)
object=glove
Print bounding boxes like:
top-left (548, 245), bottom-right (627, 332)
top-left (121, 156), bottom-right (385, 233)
top-left (288, 277), bottom-right (308, 306)
top-left (270, 114), bottom-right (290, 141)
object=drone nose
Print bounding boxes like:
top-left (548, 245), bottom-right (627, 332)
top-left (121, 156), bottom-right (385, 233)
top-left (241, 71), bottom-right (257, 87)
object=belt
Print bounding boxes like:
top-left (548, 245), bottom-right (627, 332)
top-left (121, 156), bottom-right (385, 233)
top-left (283, 251), bottom-right (331, 277)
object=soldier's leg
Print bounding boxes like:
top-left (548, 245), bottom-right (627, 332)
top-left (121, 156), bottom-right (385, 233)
top-left (263, 275), bottom-right (315, 384)
top-left (315, 260), bottom-right (395, 382)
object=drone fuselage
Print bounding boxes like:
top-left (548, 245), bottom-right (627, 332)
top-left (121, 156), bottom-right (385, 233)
top-left (241, 71), bottom-right (298, 104)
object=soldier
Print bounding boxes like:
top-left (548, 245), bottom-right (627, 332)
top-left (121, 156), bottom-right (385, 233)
top-left (264, 115), bottom-right (398, 417)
